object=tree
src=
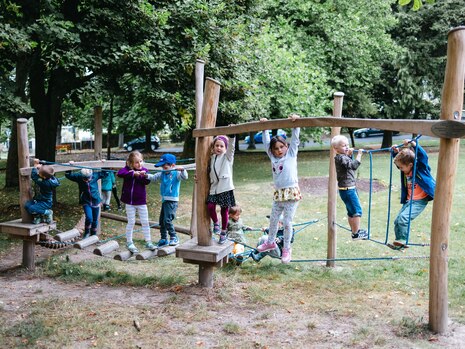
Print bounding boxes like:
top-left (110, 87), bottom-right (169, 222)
top-left (0, 0), bottom-right (158, 186)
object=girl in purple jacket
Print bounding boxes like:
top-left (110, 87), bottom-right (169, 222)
top-left (117, 151), bottom-right (155, 254)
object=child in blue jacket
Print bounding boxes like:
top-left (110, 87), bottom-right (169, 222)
top-left (391, 140), bottom-right (435, 248)
top-left (65, 164), bottom-right (108, 239)
top-left (147, 153), bottom-right (188, 247)
top-left (25, 159), bottom-right (60, 224)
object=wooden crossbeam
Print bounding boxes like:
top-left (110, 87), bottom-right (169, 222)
top-left (19, 161), bottom-right (196, 176)
top-left (192, 117), bottom-right (465, 139)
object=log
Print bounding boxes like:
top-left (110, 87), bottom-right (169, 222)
top-left (135, 249), bottom-right (158, 260)
top-left (55, 228), bottom-right (80, 242)
top-left (114, 251), bottom-right (133, 261)
top-left (74, 235), bottom-right (99, 249)
top-left (192, 117), bottom-right (451, 139)
top-left (157, 246), bottom-right (176, 257)
top-left (93, 240), bottom-right (119, 256)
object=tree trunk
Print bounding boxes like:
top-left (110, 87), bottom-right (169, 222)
top-left (247, 131), bottom-right (256, 150)
top-left (144, 128), bottom-right (152, 153)
top-left (182, 126), bottom-right (196, 159)
top-left (381, 131), bottom-right (394, 149)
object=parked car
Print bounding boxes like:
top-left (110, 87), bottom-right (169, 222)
top-left (124, 136), bottom-right (160, 151)
top-left (244, 129), bottom-right (287, 144)
top-left (354, 128), bottom-right (399, 138)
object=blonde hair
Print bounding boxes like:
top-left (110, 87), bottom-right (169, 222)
top-left (127, 150), bottom-right (143, 169)
top-left (331, 135), bottom-right (348, 148)
top-left (81, 168), bottom-right (93, 178)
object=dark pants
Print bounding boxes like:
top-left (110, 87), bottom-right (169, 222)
top-left (83, 204), bottom-right (100, 236)
top-left (25, 199), bottom-right (51, 215)
top-left (159, 201), bottom-right (178, 240)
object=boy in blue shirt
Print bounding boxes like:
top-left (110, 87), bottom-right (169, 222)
top-left (391, 140), bottom-right (435, 248)
top-left (25, 159), bottom-right (60, 224)
top-left (148, 153), bottom-right (188, 247)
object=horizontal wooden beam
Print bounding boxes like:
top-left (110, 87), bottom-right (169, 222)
top-left (192, 117), bottom-right (465, 139)
top-left (19, 161), bottom-right (196, 176)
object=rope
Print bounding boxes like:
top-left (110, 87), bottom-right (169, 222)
top-left (290, 255), bottom-right (430, 263)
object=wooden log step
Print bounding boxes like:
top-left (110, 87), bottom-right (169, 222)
top-left (114, 251), bottom-right (133, 261)
top-left (135, 249), bottom-right (158, 260)
top-left (93, 240), bottom-right (119, 256)
top-left (54, 228), bottom-right (80, 242)
top-left (157, 246), bottom-right (176, 257)
top-left (74, 235), bottom-right (99, 249)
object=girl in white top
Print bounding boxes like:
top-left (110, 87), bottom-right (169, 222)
top-left (256, 114), bottom-right (302, 263)
top-left (207, 135), bottom-right (236, 244)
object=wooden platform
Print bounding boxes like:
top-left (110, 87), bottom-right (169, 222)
top-left (0, 219), bottom-right (57, 238)
top-left (176, 237), bottom-right (233, 267)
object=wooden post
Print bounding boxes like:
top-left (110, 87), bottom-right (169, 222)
top-left (93, 105), bottom-right (103, 235)
top-left (196, 78), bottom-right (221, 287)
top-left (327, 92), bottom-right (343, 267)
top-left (17, 118), bottom-right (35, 269)
top-left (429, 27), bottom-right (465, 334)
top-left (94, 106), bottom-right (103, 160)
top-left (190, 59), bottom-right (205, 237)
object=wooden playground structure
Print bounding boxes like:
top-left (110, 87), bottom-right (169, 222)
top-left (0, 27), bottom-right (464, 334)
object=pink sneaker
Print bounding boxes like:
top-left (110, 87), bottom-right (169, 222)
top-left (281, 248), bottom-right (292, 264)
top-left (256, 240), bottom-right (277, 253)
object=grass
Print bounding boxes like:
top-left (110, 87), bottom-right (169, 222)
top-left (1, 139), bottom-right (465, 348)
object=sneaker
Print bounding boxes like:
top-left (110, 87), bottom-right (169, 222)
top-left (82, 231), bottom-right (90, 240)
top-left (43, 210), bottom-right (53, 224)
top-left (256, 240), bottom-right (278, 253)
top-left (250, 251), bottom-right (263, 262)
top-left (281, 248), bottom-right (292, 264)
top-left (126, 242), bottom-right (139, 254)
top-left (169, 236), bottom-right (179, 246)
top-left (145, 242), bottom-right (157, 251)
top-left (117, 205), bottom-right (123, 211)
top-left (103, 204), bottom-right (111, 211)
top-left (213, 223), bottom-right (220, 235)
top-left (218, 232), bottom-right (228, 244)
top-left (352, 229), bottom-right (367, 241)
top-left (157, 239), bottom-right (169, 247)
top-left (393, 240), bottom-right (409, 248)
top-left (32, 215), bottom-right (42, 224)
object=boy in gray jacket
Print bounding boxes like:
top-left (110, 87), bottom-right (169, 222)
top-left (331, 135), bottom-right (367, 240)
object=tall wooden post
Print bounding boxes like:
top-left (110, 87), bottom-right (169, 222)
top-left (429, 27), bottom-right (465, 333)
top-left (94, 106), bottom-right (103, 160)
top-left (196, 78), bottom-right (221, 287)
top-left (327, 92), bottom-right (343, 267)
top-left (94, 106), bottom-right (103, 235)
top-left (17, 118), bottom-right (35, 269)
top-left (190, 59), bottom-right (205, 237)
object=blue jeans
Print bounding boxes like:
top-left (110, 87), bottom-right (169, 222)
top-left (339, 189), bottom-right (362, 217)
top-left (83, 204), bottom-right (100, 236)
top-left (25, 199), bottom-right (52, 215)
top-left (394, 199), bottom-right (428, 241)
top-left (159, 201), bottom-right (178, 239)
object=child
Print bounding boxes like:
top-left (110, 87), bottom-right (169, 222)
top-left (227, 205), bottom-right (251, 258)
top-left (331, 135), bottom-right (368, 240)
top-left (117, 151), bottom-right (155, 253)
top-left (25, 159), bottom-right (60, 224)
top-left (147, 153), bottom-right (188, 247)
top-left (391, 139), bottom-right (435, 248)
top-left (256, 114), bottom-right (302, 264)
top-left (207, 135), bottom-right (236, 244)
top-left (250, 215), bottom-right (295, 262)
top-left (65, 165), bottom-right (108, 238)
top-left (101, 170), bottom-right (116, 211)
